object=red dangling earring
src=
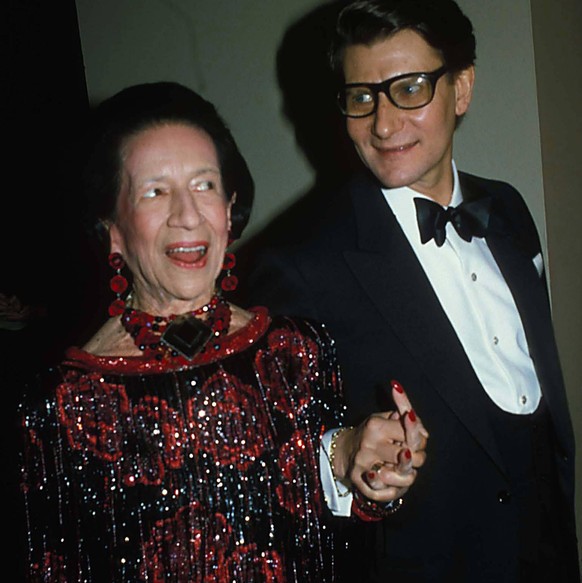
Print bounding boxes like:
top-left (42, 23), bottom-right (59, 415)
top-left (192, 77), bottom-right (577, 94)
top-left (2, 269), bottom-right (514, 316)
top-left (108, 252), bottom-right (128, 316)
top-left (220, 240), bottom-right (238, 293)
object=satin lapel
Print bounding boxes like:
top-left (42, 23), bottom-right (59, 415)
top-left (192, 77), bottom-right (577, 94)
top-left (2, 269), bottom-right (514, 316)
top-left (343, 176), bottom-right (506, 475)
top-left (462, 173), bottom-right (573, 455)
top-left (484, 206), bottom-right (574, 454)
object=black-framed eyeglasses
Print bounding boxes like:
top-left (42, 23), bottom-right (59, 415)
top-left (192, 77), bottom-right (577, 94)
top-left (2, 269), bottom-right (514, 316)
top-left (337, 65), bottom-right (449, 118)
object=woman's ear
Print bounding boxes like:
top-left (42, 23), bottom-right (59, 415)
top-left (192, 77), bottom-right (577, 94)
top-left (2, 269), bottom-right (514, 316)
top-left (94, 219), bottom-right (111, 247)
top-left (108, 222), bottom-right (125, 256)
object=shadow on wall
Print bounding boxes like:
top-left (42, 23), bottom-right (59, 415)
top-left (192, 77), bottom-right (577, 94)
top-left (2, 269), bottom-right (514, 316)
top-left (233, 1), bottom-right (362, 302)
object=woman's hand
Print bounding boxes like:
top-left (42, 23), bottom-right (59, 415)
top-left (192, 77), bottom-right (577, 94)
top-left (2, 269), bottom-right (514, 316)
top-left (332, 380), bottom-right (428, 503)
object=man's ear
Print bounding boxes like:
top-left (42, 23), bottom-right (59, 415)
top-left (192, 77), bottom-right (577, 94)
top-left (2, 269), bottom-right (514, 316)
top-left (454, 65), bottom-right (475, 117)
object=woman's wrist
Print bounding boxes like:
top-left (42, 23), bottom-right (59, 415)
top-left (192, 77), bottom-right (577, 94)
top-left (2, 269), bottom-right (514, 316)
top-left (329, 426), bottom-right (353, 480)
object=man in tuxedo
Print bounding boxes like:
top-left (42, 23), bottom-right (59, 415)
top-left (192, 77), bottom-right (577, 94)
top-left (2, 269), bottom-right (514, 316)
top-left (242, 0), bottom-right (579, 581)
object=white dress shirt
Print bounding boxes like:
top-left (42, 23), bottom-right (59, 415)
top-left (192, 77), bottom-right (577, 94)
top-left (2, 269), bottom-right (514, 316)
top-left (382, 162), bottom-right (541, 414)
top-left (320, 162), bottom-right (542, 517)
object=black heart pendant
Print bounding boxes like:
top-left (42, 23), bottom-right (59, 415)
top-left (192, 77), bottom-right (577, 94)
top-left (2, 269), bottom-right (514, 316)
top-left (161, 315), bottom-right (213, 360)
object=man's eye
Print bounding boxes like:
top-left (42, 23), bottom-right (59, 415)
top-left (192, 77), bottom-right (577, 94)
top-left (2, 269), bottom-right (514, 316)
top-left (393, 79), bottom-right (426, 101)
top-left (395, 82), bottom-right (422, 96)
top-left (403, 83), bottom-right (422, 94)
top-left (351, 91), bottom-right (374, 105)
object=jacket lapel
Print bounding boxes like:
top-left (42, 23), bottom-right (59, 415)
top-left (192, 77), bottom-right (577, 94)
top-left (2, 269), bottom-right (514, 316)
top-left (470, 181), bottom-right (575, 457)
top-left (343, 175), bottom-right (507, 474)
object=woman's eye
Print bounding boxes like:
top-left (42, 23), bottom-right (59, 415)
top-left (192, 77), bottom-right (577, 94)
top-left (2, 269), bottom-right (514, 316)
top-left (194, 180), bottom-right (214, 192)
top-left (143, 187), bottom-right (163, 199)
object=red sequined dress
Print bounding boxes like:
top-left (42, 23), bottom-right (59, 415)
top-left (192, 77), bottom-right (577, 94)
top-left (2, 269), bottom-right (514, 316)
top-left (21, 310), bottom-right (345, 582)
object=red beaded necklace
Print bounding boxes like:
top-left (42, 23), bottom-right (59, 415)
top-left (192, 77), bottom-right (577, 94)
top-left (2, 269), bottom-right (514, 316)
top-left (121, 294), bottom-right (231, 361)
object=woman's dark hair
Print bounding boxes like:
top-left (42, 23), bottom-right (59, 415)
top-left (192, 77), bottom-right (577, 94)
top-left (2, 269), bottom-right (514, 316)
top-left (330, 0), bottom-right (476, 77)
top-left (82, 81), bottom-right (254, 241)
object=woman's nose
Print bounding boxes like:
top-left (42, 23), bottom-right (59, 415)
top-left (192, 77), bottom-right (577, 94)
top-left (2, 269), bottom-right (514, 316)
top-left (167, 189), bottom-right (203, 229)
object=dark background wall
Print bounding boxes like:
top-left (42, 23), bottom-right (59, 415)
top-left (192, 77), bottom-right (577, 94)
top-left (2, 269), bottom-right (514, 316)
top-left (4, 0), bottom-right (92, 574)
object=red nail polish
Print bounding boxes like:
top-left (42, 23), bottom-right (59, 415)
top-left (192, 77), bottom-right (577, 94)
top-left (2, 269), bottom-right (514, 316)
top-left (367, 471), bottom-right (376, 481)
top-left (408, 409), bottom-right (417, 422)
top-left (391, 380), bottom-right (404, 393)
top-left (404, 449), bottom-right (412, 460)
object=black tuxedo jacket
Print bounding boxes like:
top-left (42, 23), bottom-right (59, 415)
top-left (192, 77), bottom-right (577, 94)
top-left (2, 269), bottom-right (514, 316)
top-left (243, 171), bottom-right (577, 582)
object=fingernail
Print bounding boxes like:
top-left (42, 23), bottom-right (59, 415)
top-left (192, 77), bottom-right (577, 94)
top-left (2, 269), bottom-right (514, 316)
top-left (408, 409), bottom-right (417, 422)
top-left (367, 471), bottom-right (376, 481)
top-left (391, 380), bottom-right (404, 393)
top-left (404, 449), bottom-right (412, 460)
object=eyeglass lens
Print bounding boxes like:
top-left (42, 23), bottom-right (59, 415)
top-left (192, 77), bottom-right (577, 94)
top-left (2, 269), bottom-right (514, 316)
top-left (339, 71), bottom-right (443, 117)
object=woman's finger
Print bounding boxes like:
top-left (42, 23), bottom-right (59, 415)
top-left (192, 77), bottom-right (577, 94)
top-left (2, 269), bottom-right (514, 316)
top-left (390, 380), bottom-right (413, 416)
top-left (403, 409), bottom-right (429, 453)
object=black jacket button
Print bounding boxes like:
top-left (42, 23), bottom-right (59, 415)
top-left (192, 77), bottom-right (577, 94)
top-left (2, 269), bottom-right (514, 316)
top-left (497, 490), bottom-right (512, 504)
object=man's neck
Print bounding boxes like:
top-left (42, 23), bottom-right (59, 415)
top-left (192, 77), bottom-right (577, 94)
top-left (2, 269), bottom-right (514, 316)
top-left (382, 161), bottom-right (459, 207)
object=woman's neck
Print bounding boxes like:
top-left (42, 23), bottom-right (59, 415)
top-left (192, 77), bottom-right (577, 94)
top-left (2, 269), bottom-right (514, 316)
top-left (128, 290), bottom-right (216, 318)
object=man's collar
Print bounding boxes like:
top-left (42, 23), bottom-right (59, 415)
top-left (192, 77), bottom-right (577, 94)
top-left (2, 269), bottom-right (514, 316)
top-left (381, 160), bottom-right (461, 208)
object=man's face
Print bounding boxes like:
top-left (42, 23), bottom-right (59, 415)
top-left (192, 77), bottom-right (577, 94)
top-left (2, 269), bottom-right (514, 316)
top-left (343, 29), bottom-right (474, 203)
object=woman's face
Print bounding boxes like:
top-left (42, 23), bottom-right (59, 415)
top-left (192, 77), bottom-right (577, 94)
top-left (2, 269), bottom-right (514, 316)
top-left (109, 123), bottom-right (233, 315)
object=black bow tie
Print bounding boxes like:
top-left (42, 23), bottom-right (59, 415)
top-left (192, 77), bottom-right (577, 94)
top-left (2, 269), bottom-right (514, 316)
top-left (414, 197), bottom-right (492, 247)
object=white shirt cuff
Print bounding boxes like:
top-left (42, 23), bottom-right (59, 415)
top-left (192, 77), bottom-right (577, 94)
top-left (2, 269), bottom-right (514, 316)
top-left (319, 428), bottom-right (353, 516)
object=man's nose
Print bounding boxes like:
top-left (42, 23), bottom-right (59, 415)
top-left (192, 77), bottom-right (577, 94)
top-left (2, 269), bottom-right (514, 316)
top-left (372, 92), bottom-right (404, 138)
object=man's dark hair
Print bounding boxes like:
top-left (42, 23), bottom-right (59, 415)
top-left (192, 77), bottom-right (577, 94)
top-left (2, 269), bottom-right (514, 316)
top-left (330, 0), bottom-right (476, 77)
top-left (82, 81), bottom-right (254, 241)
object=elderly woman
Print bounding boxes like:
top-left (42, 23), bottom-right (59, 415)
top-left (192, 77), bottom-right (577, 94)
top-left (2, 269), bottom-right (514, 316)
top-left (20, 82), bottom-right (426, 582)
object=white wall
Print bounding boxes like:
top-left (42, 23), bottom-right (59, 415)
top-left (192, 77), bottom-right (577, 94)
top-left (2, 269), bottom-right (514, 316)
top-left (76, 0), bottom-right (322, 236)
top-left (454, 0), bottom-right (546, 247)
top-left (76, 0), bottom-right (546, 245)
